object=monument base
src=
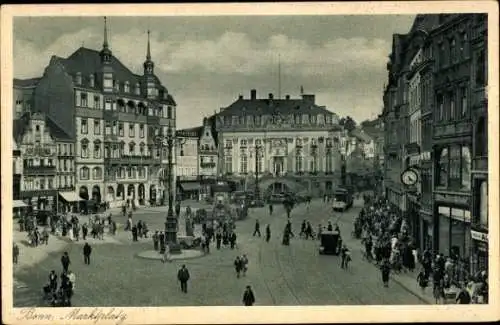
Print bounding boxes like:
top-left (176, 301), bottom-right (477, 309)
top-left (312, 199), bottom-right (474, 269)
top-left (168, 242), bottom-right (182, 254)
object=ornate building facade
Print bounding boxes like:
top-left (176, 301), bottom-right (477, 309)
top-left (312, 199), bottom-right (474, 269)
top-left (23, 19), bottom-right (177, 208)
top-left (382, 14), bottom-right (489, 272)
top-left (214, 89), bottom-right (342, 197)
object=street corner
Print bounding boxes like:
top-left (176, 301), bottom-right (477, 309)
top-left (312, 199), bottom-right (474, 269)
top-left (136, 249), bottom-right (205, 261)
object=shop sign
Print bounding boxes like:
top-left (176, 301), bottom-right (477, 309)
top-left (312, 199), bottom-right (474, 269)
top-left (471, 230), bottom-right (488, 242)
top-left (438, 206), bottom-right (471, 223)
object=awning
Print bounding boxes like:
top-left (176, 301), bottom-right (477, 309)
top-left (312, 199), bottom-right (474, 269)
top-left (59, 191), bottom-right (83, 202)
top-left (180, 182), bottom-right (201, 191)
top-left (13, 200), bottom-right (28, 208)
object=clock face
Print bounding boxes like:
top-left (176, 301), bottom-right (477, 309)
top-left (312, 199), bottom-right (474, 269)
top-left (401, 169), bottom-right (418, 186)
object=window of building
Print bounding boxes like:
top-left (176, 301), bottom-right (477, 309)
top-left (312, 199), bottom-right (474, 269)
top-left (450, 38), bottom-right (457, 63)
top-left (127, 166), bottom-right (133, 178)
top-left (240, 154), bottom-right (248, 174)
top-left (94, 141), bottom-right (101, 158)
top-left (439, 42), bottom-right (446, 67)
top-left (94, 96), bottom-right (100, 109)
top-left (94, 120), bottom-right (100, 135)
top-left (437, 94), bottom-right (444, 121)
top-left (225, 139), bottom-right (232, 149)
top-left (295, 152), bottom-right (303, 172)
top-left (112, 121), bottom-right (117, 135)
top-left (118, 122), bottom-right (124, 136)
top-left (179, 144), bottom-right (184, 156)
top-left (129, 123), bottom-right (135, 137)
top-left (81, 118), bottom-right (88, 134)
top-left (238, 116), bottom-right (245, 125)
top-left (167, 106), bottom-right (172, 119)
top-left (124, 82), bottom-right (130, 93)
top-left (129, 142), bottom-right (135, 155)
top-left (476, 50), bottom-right (486, 86)
top-left (479, 180), bottom-right (488, 227)
top-left (81, 93), bottom-right (88, 107)
top-left (460, 87), bottom-right (468, 117)
top-left (254, 115), bottom-right (261, 126)
top-left (80, 167), bottom-right (89, 180)
top-left (105, 99), bottom-right (112, 111)
top-left (81, 140), bottom-right (89, 158)
top-left (437, 148), bottom-right (448, 187)
top-left (449, 91), bottom-right (455, 120)
top-left (240, 139), bottom-right (247, 147)
top-left (449, 145), bottom-right (461, 187)
top-left (460, 32), bottom-right (468, 59)
top-left (139, 124), bottom-right (145, 138)
top-left (105, 121), bottom-right (111, 135)
top-left (140, 143), bottom-right (145, 156)
top-left (93, 167), bottom-right (102, 180)
top-left (475, 117), bottom-right (487, 156)
top-left (89, 74), bottom-right (95, 87)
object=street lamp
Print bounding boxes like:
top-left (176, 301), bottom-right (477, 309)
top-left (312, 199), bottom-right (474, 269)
top-left (248, 141), bottom-right (264, 200)
top-left (155, 127), bottom-right (185, 254)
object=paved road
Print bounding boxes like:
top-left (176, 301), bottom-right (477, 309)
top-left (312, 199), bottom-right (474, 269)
top-left (13, 200), bottom-right (425, 306)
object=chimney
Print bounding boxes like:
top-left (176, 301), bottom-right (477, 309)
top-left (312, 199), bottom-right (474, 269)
top-left (285, 95), bottom-right (290, 100)
top-left (268, 93), bottom-right (274, 100)
top-left (238, 94), bottom-right (243, 100)
top-left (302, 94), bottom-right (315, 105)
top-left (250, 89), bottom-right (257, 100)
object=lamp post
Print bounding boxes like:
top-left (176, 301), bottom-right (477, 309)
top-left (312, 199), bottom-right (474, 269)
top-left (155, 127), bottom-right (185, 254)
top-left (249, 142), bottom-right (264, 200)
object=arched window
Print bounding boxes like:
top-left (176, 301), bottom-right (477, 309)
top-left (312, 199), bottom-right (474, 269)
top-left (461, 146), bottom-right (471, 190)
top-left (437, 148), bottom-right (448, 186)
top-left (81, 139), bottom-right (89, 158)
top-left (80, 166), bottom-right (89, 180)
top-left (94, 140), bottom-right (101, 158)
top-left (476, 117), bottom-right (487, 156)
top-left (129, 142), bottom-right (136, 155)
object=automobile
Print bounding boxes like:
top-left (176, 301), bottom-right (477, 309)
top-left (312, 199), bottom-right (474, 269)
top-left (319, 231), bottom-right (340, 255)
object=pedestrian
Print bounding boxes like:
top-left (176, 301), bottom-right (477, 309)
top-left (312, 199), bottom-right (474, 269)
top-left (83, 242), bottom-right (92, 265)
top-left (242, 285), bottom-right (256, 306)
top-left (417, 269), bottom-right (429, 291)
top-left (13, 243), bottom-right (19, 265)
top-left (265, 225), bottom-right (271, 242)
top-left (230, 232), bottom-right (237, 249)
top-left (49, 270), bottom-right (58, 292)
top-left (177, 265), bottom-right (190, 293)
top-left (61, 252), bottom-right (71, 273)
top-left (253, 220), bottom-right (261, 237)
top-left (241, 254), bottom-right (249, 276)
top-left (216, 230), bottom-right (222, 249)
top-left (67, 270), bottom-right (76, 290)
top-left (205, 235), bottom-right (211, 253)
top-left (327, 222), bottom-right (333, 231)
top-left (132, 224), bottom-right (138, 241)
top-left (269, 204), bottom-right (273, 215)
top-left (456, 286), bottom-right (471, 304)
top-left (380, 259), bottom-right (391, 287)
top-left (153, 231), bottom-right (159, 251)
top-left (340, 245), bottom-right (350, 269)
top-left (82, 223), bottom-right (88, 240)
top-left (159, 231), bottom-right (165, 253)
top-left (234, 256), bottom-right (242, 278)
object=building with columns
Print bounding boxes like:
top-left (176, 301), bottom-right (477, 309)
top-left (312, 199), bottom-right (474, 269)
top-left (214, 89), bottom-right (343, 197)
top-left (17, 18), bottom-right (177, 208)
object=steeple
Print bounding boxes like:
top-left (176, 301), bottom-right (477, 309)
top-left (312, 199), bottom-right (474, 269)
top-left (143, 30), bottom-right (155, 74)
top-left (100, 16), bottom-right (112, 64)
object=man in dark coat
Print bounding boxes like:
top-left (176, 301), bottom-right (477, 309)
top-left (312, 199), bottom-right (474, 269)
top-left (177, 265), bottom-right (190, 293)
top-left (82, 223), bottom-right (88, 240)
top-left (242, 285), bottom-right (256, 306)
top-left (175, 202), bottom-right (181, 218)
top-left (265, 225), bottom-right (271, 242)
top-left (49, 270), bottom-right (58, 292)
top-left (216, 231), bottom-right (222, 249)
top-left (159, 231), bottom-right (165, 253)
top-left (61, 252), bottom-right (71, 273)
top-left (132, 225), bottom-right (138, 242)
top-left (83, 243), bottom-right (92, 265)
top-left (230, 232), bottom-right (237, 249)
top-left (253, 220), bottom-right (261, 237)
top-left (268, 204), bottom-right (273, 215)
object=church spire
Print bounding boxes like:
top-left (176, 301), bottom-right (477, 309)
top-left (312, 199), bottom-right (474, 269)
top-left (100, 16), bottom-right (112, 64)
top-left (143, 29), bottom-right (155, 74)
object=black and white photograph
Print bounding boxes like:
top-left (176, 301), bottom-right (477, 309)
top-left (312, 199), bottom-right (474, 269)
top-left (1, 2), bottom-right (498, 324)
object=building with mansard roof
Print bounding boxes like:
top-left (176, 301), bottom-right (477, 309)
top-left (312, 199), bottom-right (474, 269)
top-left (214, 89), bottom-right (343, 197)
top-left (19, 18), bottom-right (177, 208)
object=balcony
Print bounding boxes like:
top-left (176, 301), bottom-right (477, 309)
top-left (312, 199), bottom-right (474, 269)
top-left (434, 121), bottom-right (472, 138)
top-left (473, 156), bottom-right (488, 172)
top-left (147, 115), bottom-right (160, 124)
top-left (105, 155), bottom-right (156, 165)
top-left (200, 162), bottom-right (216, 169)
top-left (24, 166), bottom-right (56, 176)
top-left (58, 185), bottom-right (76, 191)
top-left (103, 110), bottom-right (118, 120)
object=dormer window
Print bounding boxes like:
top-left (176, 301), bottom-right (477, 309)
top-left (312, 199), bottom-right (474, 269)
top-left (75, 72), bottom-right (82, 85)
top-left (135, 83), bottom-right (141, 95)
top-left (89, 74), bottom-right (95, 87)
top-left (124, 81), bottom-right (130, 93)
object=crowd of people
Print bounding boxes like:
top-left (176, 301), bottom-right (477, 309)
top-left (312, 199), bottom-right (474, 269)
top-left (354, 195), bottom-right (489, 304)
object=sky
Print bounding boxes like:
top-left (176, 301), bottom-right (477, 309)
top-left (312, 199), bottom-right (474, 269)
top-left (13, 15), bottom-right (415, 129)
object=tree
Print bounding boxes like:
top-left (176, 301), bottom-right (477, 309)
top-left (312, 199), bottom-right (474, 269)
top-left (339, 116), bottom-right (357, 132)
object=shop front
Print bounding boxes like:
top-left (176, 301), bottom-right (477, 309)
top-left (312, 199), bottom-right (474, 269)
top-left (470, 178), bottom-right (488, 275)
top-left (470, 229), bottom-right (488, 275)
top-left (436, 205), bottom-right (471, 260)
top-left (419, 209), bottom-right (434, 252)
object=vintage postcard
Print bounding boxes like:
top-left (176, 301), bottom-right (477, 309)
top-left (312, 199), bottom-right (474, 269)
top-left (1, 2), bottom-right (499, 324)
